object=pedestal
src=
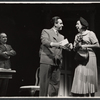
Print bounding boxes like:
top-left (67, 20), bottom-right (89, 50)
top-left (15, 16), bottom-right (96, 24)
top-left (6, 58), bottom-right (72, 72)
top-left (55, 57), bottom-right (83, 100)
top-left (0, 69), bottom-right (16, 79)
top-left (0, 69), bottom-right (16, 96)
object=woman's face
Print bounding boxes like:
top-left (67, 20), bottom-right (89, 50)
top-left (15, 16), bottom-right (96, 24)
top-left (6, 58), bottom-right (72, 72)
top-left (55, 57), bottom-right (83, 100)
top-left (76, 20), bottom-right (82, 32)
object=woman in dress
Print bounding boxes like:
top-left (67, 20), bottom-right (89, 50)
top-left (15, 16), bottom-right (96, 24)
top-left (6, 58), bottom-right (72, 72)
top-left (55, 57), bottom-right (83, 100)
top-left (71, 17), bottom-right (100, 97)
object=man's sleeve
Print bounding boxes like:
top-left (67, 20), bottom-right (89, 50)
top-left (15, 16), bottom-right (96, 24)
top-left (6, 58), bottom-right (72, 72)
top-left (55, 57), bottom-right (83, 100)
top-left (41, 29), bottom-right (52, 47)
top-left (0, 47), bottom-right (9, 59)
top-left (6, 45), bottom-right (16, 56)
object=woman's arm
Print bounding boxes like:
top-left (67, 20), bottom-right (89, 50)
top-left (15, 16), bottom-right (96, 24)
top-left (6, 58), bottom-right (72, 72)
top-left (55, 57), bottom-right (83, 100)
top-left (81, 42), bottom-right (100, 48)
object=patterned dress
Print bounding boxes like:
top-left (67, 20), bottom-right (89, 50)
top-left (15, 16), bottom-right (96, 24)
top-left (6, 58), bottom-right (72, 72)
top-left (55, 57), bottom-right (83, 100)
top-left (71, 30), bottom-right (99, 94)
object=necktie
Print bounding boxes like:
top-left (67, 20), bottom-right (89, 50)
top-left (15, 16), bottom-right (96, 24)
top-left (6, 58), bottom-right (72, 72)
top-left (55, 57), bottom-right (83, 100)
top-left (56, 31), bottom-right (59, 36)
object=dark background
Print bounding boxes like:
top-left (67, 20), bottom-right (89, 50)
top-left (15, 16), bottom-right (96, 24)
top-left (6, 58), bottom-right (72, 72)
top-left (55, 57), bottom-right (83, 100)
top-left (0, 3), bottom-right (100, 96)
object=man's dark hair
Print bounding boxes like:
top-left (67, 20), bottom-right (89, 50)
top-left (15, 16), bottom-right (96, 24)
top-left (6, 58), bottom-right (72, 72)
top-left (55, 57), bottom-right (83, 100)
top-left (50, 16), bottom-right (60, 27)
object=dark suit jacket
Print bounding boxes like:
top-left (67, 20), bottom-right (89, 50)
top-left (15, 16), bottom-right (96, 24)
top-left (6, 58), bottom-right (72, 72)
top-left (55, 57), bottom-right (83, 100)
top-left (0, 44), bottom-right (16, 69)
top-left (39, 28), bottom-right (64, 66)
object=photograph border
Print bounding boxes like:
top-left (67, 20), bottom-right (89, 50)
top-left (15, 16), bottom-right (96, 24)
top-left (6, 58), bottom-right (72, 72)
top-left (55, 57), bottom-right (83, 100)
top-left (0, 1), bottom-right (100, 100)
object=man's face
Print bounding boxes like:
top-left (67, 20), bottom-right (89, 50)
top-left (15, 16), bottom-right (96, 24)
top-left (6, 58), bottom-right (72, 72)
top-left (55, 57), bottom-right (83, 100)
top-left (55, 19), bottom-right (63, 31)
top-left (0, 33), bottom-right (7, 44)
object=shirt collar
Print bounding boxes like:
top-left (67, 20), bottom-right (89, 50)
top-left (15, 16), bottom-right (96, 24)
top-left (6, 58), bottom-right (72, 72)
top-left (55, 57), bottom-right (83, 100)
top-left (52, 28), bottom-right (58, 35)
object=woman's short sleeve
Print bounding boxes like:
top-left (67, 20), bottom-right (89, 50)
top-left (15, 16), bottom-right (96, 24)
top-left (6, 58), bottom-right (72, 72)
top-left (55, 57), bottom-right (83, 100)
top-left (89, 31), bottom-right (99, 44)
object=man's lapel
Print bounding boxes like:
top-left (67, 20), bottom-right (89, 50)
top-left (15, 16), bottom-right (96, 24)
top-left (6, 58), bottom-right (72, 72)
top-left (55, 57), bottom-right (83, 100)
top-left (0, 45), bottom-right (7, 51)
top-left (57, 31), bottom-right (63, 42)
top-left (50, 28), bottom-right (58, 41)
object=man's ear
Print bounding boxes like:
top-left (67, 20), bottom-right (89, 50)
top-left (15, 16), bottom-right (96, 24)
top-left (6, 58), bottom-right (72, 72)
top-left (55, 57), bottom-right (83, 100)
top-left (55, 23), bottom-right (58, 28)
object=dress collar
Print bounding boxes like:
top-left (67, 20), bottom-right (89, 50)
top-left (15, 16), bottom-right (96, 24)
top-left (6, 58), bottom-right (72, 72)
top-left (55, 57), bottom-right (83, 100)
top-left (82, 30), bottom-right (90, 36)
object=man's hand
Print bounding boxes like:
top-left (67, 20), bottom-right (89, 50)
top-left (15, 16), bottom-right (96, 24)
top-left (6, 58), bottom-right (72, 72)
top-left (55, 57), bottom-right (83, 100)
top-left (59, 43), bottom-right (73, 51)
top-left (3, 51), bottom-right (8, 54)
top-left (3, 51), bottom-right (10, 59)
top-left (59, 45), bottom-right (67, 49)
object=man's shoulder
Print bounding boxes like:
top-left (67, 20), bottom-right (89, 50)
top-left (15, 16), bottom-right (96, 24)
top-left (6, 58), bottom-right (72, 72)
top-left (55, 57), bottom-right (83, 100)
top-left (6, 44), bottom-right (11, 47)
top-left (42, 28), bottom-right (52, 32)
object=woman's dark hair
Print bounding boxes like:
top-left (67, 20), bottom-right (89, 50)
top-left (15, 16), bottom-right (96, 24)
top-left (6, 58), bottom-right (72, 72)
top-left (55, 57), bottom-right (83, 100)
top-left (50, 16), bottom-right (60, 27)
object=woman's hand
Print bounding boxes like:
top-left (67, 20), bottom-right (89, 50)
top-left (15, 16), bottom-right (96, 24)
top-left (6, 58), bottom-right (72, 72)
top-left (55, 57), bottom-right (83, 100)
top-left (79, 45), bottom-right (88, 50)
top-left (69, 43), bottom-right (73, 49)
